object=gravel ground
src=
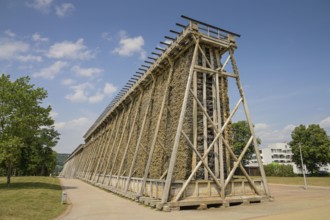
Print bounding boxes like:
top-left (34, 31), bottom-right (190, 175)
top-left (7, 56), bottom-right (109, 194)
top-left (59, 178), bottom-right (330, 220)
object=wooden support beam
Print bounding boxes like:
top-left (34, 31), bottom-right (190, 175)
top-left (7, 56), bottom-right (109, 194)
top-left (91, 130), bottom-right (110, 181)
top-left (170, 30), bottom-right (181, 35)
top-left (123, 80), bottom-right (154, 191)
top-left (139, 57), bottom-right (175, 196)
top-left (148, 56), bottom-right (157, 61)
top-left (160, 41), bottom-right (171, 46)
top-left (180, 131), bottom-right (222, 197)
top-left (145, 60), bottom-right (153, 65)
top-left (176, 23), bottom-right (187, 29)
top-left (115, 94), bottom-right (143, 187)
top-left (101, 111), bottom-right (125, 184)
top-left (192, 64), bottom-right (197, 177)
top-left (152, 52), bottom-right (161, 56)
top-left (229, 48), bottom-right (270, 197)
top-left (164, 36), bottom-right (176, 41)
top-left (221, 136), bottom-right (261, 195)
top-left (162, 37), bottom-right (200, 204)
top-left (171, 96), bottom-right (242, 202)
top-left (155, 47), bottom-right (165, 52)
top-left (107, 104), bottom-right (134, 185)
top-left (223, 136), bottom-right (253, 189)
top-left (96, 114), bottom-right (120, 183)
top-left (203, 73), bottom-right (208, 180)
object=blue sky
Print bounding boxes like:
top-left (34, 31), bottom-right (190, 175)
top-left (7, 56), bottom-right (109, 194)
top-left (1, 0), bottom-right (329, 153)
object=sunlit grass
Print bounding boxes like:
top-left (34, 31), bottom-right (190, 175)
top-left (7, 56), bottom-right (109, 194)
top-left (266, 176), bottom-right (330, 187)
top-left (0, 176), bottom-right (67, 220)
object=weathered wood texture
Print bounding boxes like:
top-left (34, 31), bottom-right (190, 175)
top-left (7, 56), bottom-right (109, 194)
top-left (60, 17), bottom-right (270, 210)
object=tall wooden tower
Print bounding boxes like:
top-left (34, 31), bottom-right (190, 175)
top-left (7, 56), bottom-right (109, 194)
top-left (61, 16), bottom-right (271, 211)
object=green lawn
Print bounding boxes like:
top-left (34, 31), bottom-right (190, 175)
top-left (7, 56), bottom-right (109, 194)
top-left (0, 176), bottom-right (67, 220)
top-left (266, 176), bottom-right (330, 187)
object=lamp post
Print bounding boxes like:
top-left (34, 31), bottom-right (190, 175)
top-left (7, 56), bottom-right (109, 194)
top-left (299, 143), bottom-right (307, 190)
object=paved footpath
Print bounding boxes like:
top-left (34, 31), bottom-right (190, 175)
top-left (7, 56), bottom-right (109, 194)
top-left (59, 178), bottom-right (330, 220)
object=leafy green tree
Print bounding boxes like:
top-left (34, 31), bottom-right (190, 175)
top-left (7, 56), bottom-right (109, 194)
top-left (0, 74), bottom-right (59, 184)
top-left (289, 124), bottom-right (330, 175)
top-left (232, 121), bottom-right (261, 165)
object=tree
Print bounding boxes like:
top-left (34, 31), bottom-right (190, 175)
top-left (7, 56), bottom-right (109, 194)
top-left (232, 121), bottom-right (261, 165)
top-left (289, 124), bottom-right (330, 175)
top-left (0, 74), bottom-right (59, 184)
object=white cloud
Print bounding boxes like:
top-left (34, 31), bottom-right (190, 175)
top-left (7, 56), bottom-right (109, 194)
top-left (89, 92), bottom-right (104, 104)
top-left (113, 31), bottom-right (146, 59)
top-left (65, 82), bottom-right (94, 103)
top-left (320, 117), bottom-right (330, 129)
top-left (33, 61), bottom-right (67, 79)
top-left (50, 111), bottom-right (58, 119)
top-left (32, 33), bottom-right (49, 42)
top-left (101, 32), bottom-right (112, 41)
top-left (47, 38), bottom-right (94, 60)
top-left (55, 117), bottom-right (91, 130)
top-left (27, 0), bottom-right (53, 13)
top-left (65, 82), bottom-right (115, 104)
top-left (0, 40), bottom-right (29, 60)
top-left (55, 3), bottom-right (75, 17)
top-left (16, 54), bottom-right (42, 62)
top-left (104, 83), bottom-right (117, 96)
top-left (61, 78), bottom-right (75, 86)
top-left (71, 65), bottom-right (103, 77)
top-left (54, 116), bottom-right (94, 153)
top-left (255, 123), bottom-right (270, 132)
top-left (4, 29), bottom-right (16, 37)
top-left (255, 123), bottom-right (295, 145)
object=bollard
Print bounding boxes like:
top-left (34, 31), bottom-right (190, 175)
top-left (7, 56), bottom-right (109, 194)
top-left (62, 192), bottom-right (67, 204)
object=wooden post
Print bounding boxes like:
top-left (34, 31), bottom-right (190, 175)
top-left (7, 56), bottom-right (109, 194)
top-left (229, 48), bottom-right (270, 197)
top-left (139, 57), bottom-right (174, 195)
top-left (115, 94), bottom-right (143, 187)
top-left (161, 37), bottom-right (200, 203)
top-left (192, 66), bottom-right (197, 178)
top-left (88, 131), bottom-right (105, 180)
top-left (91, 128), bottom-right (110, 181)
top-left (203, 72), bottom-right (208, 180)
top-left (100, 110), bottom-right (125, 184)
top-left (95, 115), bottom-right (119, 183)
top-left (214, 56), bottom-right (225, 198)
top-left (107, 103), bottom-right (134, 186)
top-left (83, 139), bottom-right (98, 179)
top-left (124, 80), bottom-right (156, 192)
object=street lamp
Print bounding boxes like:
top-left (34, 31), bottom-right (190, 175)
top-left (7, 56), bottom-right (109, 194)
top-left (299, 143), bottom-right (307, 190)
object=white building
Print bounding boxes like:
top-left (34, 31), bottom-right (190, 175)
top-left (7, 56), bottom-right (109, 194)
top-left (247, 143), bottom-right (330, 174)
top-left (248, 143), bottom-right (293, 166)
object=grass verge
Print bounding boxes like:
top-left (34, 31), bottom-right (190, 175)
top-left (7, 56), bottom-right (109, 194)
top-left (266, 176), bottom-right (330, 187)
top-left (0, 176), bottom-right (67, 220)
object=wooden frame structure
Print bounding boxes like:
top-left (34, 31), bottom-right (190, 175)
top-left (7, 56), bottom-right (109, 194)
top-left (61, 16), bottom-right (271, 211)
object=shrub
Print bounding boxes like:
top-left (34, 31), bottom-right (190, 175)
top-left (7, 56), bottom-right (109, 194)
top-left (264, 163), bottom-right (295, 177)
